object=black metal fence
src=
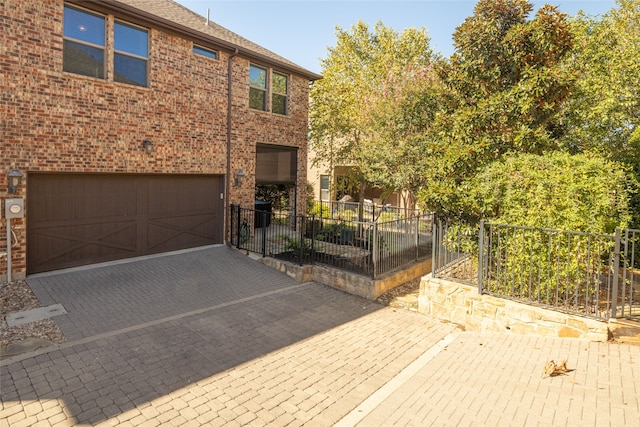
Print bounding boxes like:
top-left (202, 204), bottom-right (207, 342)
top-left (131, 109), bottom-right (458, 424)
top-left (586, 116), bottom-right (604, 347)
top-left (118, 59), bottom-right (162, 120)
top-left (432, 216), bottom-right (640, 321)
top-left (309, 200), bottom-right (423, 223)
top-left (230, 205), bottom-right (432, 278)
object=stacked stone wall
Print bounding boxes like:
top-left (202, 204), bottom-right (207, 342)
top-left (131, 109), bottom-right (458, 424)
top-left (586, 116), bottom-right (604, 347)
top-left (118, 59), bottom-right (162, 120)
top-left (418, 275), bottom-right (610, 341)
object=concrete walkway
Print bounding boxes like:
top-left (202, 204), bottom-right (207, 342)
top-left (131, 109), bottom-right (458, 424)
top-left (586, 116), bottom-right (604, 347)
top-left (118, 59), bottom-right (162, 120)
top-left (2, 246), bottom-right (639, 426)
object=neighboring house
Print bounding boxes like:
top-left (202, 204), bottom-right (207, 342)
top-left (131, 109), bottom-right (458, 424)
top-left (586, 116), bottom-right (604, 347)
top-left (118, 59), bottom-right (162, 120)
top-left (1, 0), bottom-right (321, 279)
top-left (307, 160), bottom-right (401, 207)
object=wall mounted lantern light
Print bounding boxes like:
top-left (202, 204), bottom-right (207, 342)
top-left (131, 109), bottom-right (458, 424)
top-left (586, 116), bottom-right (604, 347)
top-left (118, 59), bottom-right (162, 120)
top-left (143, 139), bottom-right (154, 155)
top-left (7, 168), bottom-right (23, 194)
top-left (234, 170), bottom-right (245, 187)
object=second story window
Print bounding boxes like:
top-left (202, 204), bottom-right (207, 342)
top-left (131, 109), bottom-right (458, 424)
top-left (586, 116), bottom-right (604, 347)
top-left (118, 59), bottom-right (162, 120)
top-left (114, 22), bottom-right (148, 87)
top-left (249, 64), bottom-right (267, 111)
top-left (272, 71), bottom-right (288, 115)
top-left (63, 5), bottom-right (105, 79)
top-left (249, 65), bottom-right (290, 115)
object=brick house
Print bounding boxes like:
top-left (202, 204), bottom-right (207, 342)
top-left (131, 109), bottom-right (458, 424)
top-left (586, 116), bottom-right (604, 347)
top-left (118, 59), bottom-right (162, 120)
top-left (1, 0), bottom-right (321, 279)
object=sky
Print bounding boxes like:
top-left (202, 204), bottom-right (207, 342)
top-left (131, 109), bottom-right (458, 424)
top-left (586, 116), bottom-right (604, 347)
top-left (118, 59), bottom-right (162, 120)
top-left (175, 0), bottom-right (616, 74)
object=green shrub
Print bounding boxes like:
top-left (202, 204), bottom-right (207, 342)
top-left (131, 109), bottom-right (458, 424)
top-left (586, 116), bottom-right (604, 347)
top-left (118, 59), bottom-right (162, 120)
top-left (458, 152), bottom-right (636, 300)
top-left (468, 152), bottom-right (634, 233)
top-left (308, 201), bottom-right (331, 218)
top-left (280, 235), bottom-right (312, 259)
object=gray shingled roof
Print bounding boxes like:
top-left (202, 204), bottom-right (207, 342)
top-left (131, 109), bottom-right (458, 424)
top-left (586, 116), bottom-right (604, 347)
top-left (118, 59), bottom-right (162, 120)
top-left (105, 0), bottom-right (321, 80)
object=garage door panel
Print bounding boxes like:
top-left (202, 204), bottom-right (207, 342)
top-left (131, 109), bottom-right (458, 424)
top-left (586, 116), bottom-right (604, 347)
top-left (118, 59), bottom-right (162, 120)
top-left (147, 176), bottom-right (219, 215)
top-left (28, 174), bottom-right (138, 222)
top-left (29, 221), bottom-right (139, 272)
top-left (147, 213), bottom-right (219, 252)
top-left (28, 174), bottom-right (223, 274)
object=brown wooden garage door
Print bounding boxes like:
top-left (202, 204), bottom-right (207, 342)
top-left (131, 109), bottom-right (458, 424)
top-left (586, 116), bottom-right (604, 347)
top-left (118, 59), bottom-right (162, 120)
top-left (27, 173), bottom-right (224, 274)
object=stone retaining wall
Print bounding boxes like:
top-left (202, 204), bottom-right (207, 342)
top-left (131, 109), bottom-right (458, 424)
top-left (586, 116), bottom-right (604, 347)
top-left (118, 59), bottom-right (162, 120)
top-left (259, 256), bottom-right (432, 300)
top-left (418, 274), bottom-right (610, 341)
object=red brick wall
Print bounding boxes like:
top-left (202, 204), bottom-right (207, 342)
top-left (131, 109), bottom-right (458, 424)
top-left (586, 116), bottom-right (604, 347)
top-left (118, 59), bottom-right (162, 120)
top-left (0, 0), bottom-right (309, 278)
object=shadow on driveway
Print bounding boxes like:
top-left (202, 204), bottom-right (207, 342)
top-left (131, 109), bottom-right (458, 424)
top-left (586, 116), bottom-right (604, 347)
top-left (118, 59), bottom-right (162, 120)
top-left (2, 246), bottom-right (388, 424)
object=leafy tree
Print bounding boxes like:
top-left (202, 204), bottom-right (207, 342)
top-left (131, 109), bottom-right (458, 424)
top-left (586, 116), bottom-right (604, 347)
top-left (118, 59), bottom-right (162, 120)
top-left (468, 152), bottom-right (635, 305)
top-left (310, 21), bottom-right (435, 212)
top-left (418, 0), bottom-right (575, 216)
top-left (563, 0), bottom-right (640, 155)
top-left (359, 62), bottom-right (444, 211)
top-left (563, 0), bottom-right (640, 225)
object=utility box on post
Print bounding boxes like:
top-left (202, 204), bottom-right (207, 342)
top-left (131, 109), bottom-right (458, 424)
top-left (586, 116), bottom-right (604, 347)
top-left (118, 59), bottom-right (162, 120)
top-left (5, 197), bottom-right (24, 219)
top-left (4, 197), bottom-right (24, 283)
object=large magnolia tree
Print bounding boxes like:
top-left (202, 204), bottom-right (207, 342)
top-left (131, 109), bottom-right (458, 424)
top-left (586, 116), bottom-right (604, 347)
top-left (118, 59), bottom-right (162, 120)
top-left (418, 0), bottom-right (576, 217)
top-left (563, 0), bottom-right (640, 154)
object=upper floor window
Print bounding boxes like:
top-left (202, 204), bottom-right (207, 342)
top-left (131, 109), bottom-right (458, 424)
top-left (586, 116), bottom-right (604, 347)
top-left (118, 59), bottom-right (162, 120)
top-left (114, 22), bottom-right (148, 87)
top-left (249, 64), bottom-right (267, 111)
top-left (63, 5), bottom-right (105, 79)
top-left (193, 45), bottom-right (218, 60)
top-left (272, 71), bottom-right (288, 115)
top-left (249, 65), bottom-right (289, 115)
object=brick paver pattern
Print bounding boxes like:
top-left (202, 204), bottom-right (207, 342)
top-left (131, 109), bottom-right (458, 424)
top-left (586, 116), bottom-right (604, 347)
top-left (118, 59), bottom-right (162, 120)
top-left (2, 247), bottom-right (639, 426)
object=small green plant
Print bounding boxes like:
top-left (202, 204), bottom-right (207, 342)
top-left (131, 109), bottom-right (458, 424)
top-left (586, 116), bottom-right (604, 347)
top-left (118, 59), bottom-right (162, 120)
top-left (319, 221), bottom-right (355, 244)
top-left (308, 201), bottom-right (331, 219)
top-left (280, 235), bottom-right (312, 259)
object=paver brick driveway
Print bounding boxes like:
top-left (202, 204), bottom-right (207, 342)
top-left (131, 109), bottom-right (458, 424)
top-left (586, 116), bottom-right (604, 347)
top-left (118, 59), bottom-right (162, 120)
top-left (2, 246), bottom-right (639, 426)
top-left (1, 246), bottom-right (457, 425)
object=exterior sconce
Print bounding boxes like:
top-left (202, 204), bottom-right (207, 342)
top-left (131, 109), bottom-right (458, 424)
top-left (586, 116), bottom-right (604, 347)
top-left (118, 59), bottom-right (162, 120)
top-left (234, 170), bottom-right (245, 187)
top-left (143, 139), bottom-right (154, 154)
top-left (7, 168), bottom-right (23, 194)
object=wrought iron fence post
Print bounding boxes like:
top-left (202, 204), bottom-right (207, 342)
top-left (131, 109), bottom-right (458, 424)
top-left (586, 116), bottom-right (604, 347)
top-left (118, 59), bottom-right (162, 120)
top-left (261, 211), bottom-right (267, 257)
top-left (415, 216), bottom-right (419, 262)
top-left (230, 204), bottom-right (235, 246)
top-left (233, 204), bottom-right (241, 247)
top-left (310, 214), bottom-right (316, 264)
top-left (299, 215), bottom-right (305, 265)
top-left (372, 222), bottom-right (379, 279)
top-left (431, 214), bottom-right (437, 278)
top-left (611, 228), bottom-right (621, 319)
top-left (478, 220), bottom-right (485, 294)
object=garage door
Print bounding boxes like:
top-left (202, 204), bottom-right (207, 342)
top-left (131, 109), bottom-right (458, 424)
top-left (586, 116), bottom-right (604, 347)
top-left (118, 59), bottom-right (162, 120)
top-left (27, 173), bottom-right (224, 274)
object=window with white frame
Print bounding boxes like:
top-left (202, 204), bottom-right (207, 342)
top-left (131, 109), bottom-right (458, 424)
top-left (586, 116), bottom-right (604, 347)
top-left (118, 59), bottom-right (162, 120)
top-left (114, 21), bottom-right (149, 87)
top-left (63, 5), bottom-right (106, 79)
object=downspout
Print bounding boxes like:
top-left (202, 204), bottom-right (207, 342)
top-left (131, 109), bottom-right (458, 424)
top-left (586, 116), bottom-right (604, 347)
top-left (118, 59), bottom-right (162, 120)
top-left (226, 48), bottom-right (239, 244)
